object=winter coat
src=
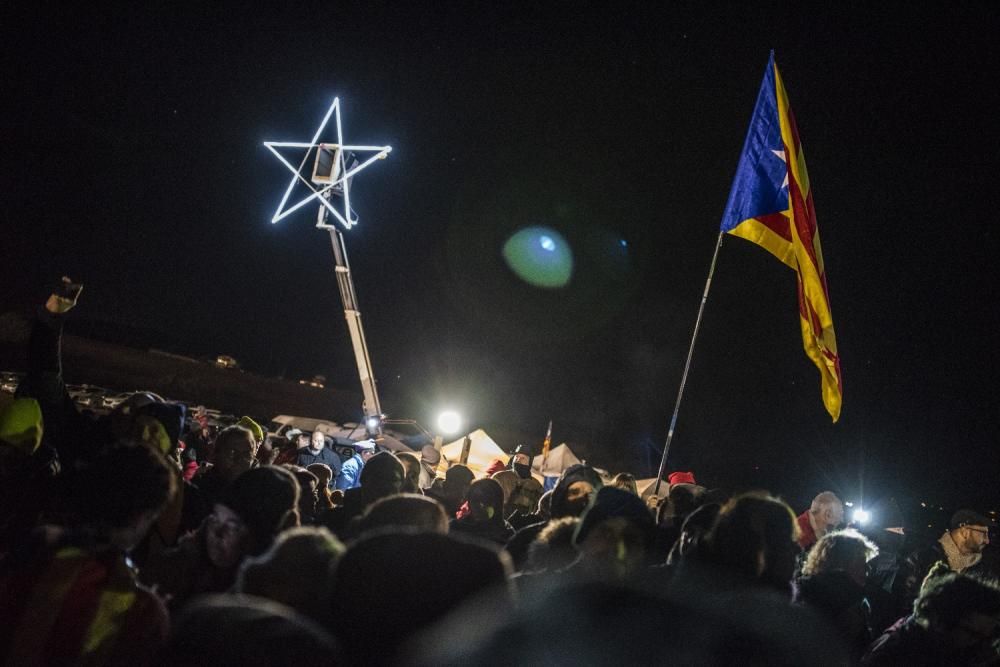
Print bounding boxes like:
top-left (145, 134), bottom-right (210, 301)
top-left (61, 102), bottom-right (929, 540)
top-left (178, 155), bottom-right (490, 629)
top-left (796, 571), bottom-right (872, 660)
top-left (295, 446), bottom-right (342, 485)
top-left (336, 453), bottom-right (364, 490)
top-left (796, 511), bottom-right (818, 551)
top-left (450, 515), bottom-right (515, 546)
top-left (0, 530), bottom-right (168, 666)
top-left (862, 616), bottom-right (957, 666)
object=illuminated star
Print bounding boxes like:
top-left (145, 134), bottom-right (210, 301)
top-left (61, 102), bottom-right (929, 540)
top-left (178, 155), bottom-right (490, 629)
top-left (264, 98), bottom-right (391, 229)
top-left (771, 148), bottom-right (789, 189)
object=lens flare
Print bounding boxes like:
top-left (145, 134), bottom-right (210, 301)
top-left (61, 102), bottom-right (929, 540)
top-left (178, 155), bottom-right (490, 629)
top-left (502, 226), bottom-right (573, 288)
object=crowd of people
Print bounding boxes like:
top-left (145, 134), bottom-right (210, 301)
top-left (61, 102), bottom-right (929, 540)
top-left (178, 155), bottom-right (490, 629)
top-left (1, 284), bottom-right (999, 665)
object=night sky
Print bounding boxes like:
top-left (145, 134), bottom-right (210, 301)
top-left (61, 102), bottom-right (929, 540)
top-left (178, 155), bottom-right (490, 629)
top-left (3, 5), bottom-right (998, 511)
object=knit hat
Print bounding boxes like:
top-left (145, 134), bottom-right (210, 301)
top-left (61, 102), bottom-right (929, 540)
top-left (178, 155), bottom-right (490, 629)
top-left (142, 402), bottom-right (186, 450)
top-left (511, 444), bottom-right (533, 459)
top-left (129, 415), bottom-right (172, 455)
top-left (484, 458), bottom-right (507, 476)
top-left (0, 397), bottom-right (43, 455)
top-left (574, 486), bottom-right (656, 548)
top-left (950, 509), bottom-right (991, 530)
top-left (236, 416), bottom-right (265, 444)
top-left (668, 471), bottom-right (696, 486)
top-left (222, 466), bottom-right (299, 555)
top-left (550, 464), bottom-right (604, 519)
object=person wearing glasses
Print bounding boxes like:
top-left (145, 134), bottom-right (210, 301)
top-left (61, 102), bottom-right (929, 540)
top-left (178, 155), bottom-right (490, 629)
top-left (894, 509), bottom-right (993, 618)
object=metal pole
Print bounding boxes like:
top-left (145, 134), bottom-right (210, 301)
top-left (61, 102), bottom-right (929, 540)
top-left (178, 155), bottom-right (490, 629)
top-left (324, 217), bottom-right (383, 431)
top-left (653, 232), bottom-right (725, 497)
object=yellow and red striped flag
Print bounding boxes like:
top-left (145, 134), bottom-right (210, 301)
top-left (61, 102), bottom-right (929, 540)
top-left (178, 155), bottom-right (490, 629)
top-left (720, 52), bottom-right (843, 421)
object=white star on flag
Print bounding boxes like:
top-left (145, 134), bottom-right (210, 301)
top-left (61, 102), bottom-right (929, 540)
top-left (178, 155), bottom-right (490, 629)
top-left (771, 148), bottom-right (789, 189)
top-left (264, 98), bottom-right (391, 230)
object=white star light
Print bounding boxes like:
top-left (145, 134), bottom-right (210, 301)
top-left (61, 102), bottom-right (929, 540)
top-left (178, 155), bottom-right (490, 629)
top-left (264, 98), bottom-right (391, 229)
top-left (771, 148), bottom-right (789, 189)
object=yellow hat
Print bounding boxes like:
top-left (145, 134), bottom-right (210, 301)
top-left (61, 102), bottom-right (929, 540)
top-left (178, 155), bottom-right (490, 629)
top-left (0, 398), bottom-right (44, 455)
top-left (237, 416), bottom-right (265, 444)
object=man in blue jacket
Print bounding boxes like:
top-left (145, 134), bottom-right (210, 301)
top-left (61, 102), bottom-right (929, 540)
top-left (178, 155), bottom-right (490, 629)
top-left (336, 439), bottom-right (376, 490)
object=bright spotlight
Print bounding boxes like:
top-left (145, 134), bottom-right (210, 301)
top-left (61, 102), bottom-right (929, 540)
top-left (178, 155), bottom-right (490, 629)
top-left (539, 236), bottom-right (556, 251)
top-left (437, 410), bottom-right (462, 435)
top-left (853, 508), bottom-right (870, 525)
top-left (366, 416), bottom-right (381, 432)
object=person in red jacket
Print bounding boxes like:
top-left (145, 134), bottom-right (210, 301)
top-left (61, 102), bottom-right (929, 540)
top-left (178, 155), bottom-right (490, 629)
top-left (796, 491), bottom-right (845, 552)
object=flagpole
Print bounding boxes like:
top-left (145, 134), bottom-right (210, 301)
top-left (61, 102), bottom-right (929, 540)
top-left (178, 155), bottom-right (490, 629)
top-left (653, 231), bottom-right (725, 497)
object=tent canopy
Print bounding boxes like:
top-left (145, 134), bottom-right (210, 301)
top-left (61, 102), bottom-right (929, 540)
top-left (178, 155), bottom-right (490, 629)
top-left (440, 429), bottom-right (508, 477)
top-left (441, 429), bottom-right (546, 482)
top-left (532, 443), bottom-right (581, 477)
top-left (637, 478), bottom-right (668, 499)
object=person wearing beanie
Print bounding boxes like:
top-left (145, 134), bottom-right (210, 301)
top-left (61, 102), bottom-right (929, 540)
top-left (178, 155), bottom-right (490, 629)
top-left (235, 416), bottom-right (265, 447)
top-left (549, 464), bottom-right (604, 519)
top-left (507, 445), bottom-right (534, 480)
top-left (0, 397), bottom-right (44, 457)
top-left (141, 465), bottom-right (299, 609)
top-left (451, 478), bottom-right (515, 545)
top-left (503, 465), bottom-right (603, 573)
top-left (568, 486), bottom-right (657, 581)
top-left (894, 509), bottom-right (993, 616)
top-left (668, 471), bottom-right (696, 487)
top-left (484, 458), bottom-right (507, 477)
top-left (0, 397), bottom-right (57, 551)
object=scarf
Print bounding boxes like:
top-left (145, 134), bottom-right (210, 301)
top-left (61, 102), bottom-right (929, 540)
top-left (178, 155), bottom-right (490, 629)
top-left (939, 530), bottom-right (982, 572)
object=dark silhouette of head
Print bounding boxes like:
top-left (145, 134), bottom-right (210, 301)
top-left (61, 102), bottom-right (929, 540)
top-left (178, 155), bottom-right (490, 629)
top-left (333, 531), bottom-right (511, 664)
top-left (357, 493), bottom-right (449, 535)
top-left (704, 491), bottom-right (800, 594)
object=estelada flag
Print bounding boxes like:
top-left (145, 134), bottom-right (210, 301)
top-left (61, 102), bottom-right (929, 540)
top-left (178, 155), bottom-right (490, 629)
top-left (540, 420), bottom-right (552, 460)
top-left (719, 51), bottom-right (843, 422)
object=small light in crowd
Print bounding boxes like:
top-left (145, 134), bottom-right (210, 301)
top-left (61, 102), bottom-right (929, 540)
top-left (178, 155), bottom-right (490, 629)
top-left (845, 501), bottom-right (854, 507)
top-left (437, 410), bottom-right (462, 435)
top-left (853, 508), bottom-right (871, 525)
top-left (920, 502), bottom-right (927, 507)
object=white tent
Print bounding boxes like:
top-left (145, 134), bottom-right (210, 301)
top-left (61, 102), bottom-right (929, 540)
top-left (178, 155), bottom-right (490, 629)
top-left (440, 429), bottom-right (508, 478)
top-left (532, 443), bottom-right (581, 478)
top-left (637, 478), bottom-right (668, 499)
